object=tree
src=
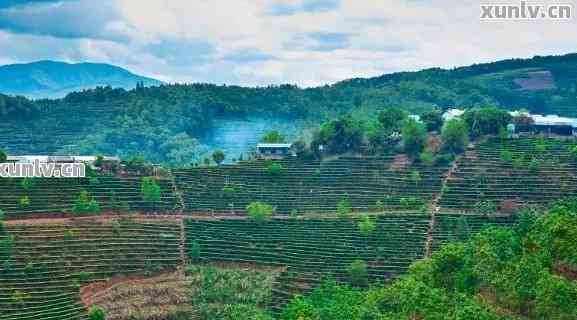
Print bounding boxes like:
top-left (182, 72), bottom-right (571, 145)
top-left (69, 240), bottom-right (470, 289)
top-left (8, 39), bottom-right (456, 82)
top-left (141, 177), bottom-right (161, 209)
top-left (347, 260), bottom-right (368, 286)
top-left (378, 107), bottom-right (407, 132)
top-left (88, 306), bottom-right (107, 320)
top-left (463, 107), bottom-right (512, 138)
top-left (261, 131), bottom-right (285, 143)
top-left (358, 214), bottom-right (376, 238)
top-left (212, 150), bottom-right (225, 165)
top-left (0, 149), bottom-right (6, 163)
top-left (246, 201), bottom-right (274, 223)
top-left (19, 196), bottom-right (30, 209)
top-left (420, 108), bottom-right (444, 132)
top-left (312, 115), bottom-right (365, 155)
top-left (402, 118), bottom-right (427, 158)
top-left (441, 119), bottom-right (469, 154)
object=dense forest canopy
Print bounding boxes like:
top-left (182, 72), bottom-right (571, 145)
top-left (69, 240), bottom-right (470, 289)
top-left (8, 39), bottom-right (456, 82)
top-left (1, 53), bottom-right (576, 165)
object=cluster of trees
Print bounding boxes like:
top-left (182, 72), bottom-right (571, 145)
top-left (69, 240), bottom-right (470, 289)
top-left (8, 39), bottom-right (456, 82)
top-left (296, 106), bottom-right (513, 166)
top-left (282, 201), bottom-right (577, 319)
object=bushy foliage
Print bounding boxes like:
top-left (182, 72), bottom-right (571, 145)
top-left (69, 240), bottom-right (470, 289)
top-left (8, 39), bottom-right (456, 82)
top-left (358, 214), bottom-right (376, 237)
top-left (87, 306), bottom-right (106, 320)
top-left (402, 118), bottom-right (427, 158)
top-left (463, 107), bottom-right (512, 138)
top-left (261, 131), bottom-right (285, 143)
top-left (312, 115), bottom-right (365, 155)
top-left (212, 150), bottom-right (225, 165)
top-left (141, 177), bottom-right (161, 207)
top-left (347, 260), bottom-right (369, 286)
top-left (73, 190), bottom-right (100, 214)
top-left (246, 201), bottom-right (275, 223)
top-left (267, 163), bottom-right (285, 176)
top-left (441, 119), bottom-right (469, 154)
top-left (0, 149), bottom-right (6, 163)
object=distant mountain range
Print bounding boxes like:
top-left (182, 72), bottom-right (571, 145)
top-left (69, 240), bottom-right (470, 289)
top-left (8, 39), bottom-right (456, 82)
top-left (0, 60), bottom-right (163, 98)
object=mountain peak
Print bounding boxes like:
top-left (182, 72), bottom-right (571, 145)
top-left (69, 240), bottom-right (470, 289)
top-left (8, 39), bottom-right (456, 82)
top-left (0, 60), bottom-right (163, 99)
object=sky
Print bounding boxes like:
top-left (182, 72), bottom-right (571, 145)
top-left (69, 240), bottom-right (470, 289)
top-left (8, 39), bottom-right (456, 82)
top-left (0, 0), bottom-right (575, 87)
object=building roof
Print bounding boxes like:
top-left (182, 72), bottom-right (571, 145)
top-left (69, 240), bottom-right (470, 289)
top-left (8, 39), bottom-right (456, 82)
top-left (256, 143), bottom-right (292, 149)
top-left (442, 108), bottom-right (465, 121)
top-left (530, 114), bottom-right (577, 128)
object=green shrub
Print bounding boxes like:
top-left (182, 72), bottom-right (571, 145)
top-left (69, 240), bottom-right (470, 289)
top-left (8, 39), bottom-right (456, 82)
top-left (190, 240), bottom-right (201, 262)
top-left (73, 190), bottom-right (100, 214)
top-left (419, 151), bottom-right (434, 166)
top-left (141, 177), bottom-right (161, 207)
top-left (18, 196), bottom-right (30, 208)
top-left (267, 163), bottom-right (285, 176)
top-left (21, 178), bottom-right (34, 191)
top-left (434, 153), bottom-right (454, 166)
top-left (500, 150), bottom-right (513, 164)
top-left (347, 260), bottom-right (368, 286)
top-left (246, 201), bottom-right (275, 223)
top-left (375, 200), bottom-right (384, 212)
top-left (222, 186), bottom-right (236, 197)
top-left (290, 209), bottom-right (298, 219)
top-left (63, 230), bottom-right (74, 241)
top-left (337, 198), bottom-right (351, 217)
top-left (88, 306), bottom-right (107, 320)
top-left (358, 215), bottom-right (376, 237)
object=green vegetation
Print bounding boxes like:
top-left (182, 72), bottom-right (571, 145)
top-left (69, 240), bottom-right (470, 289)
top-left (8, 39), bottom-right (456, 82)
top-left (402, 118), bottom-right (427, 158)
top-left (88, 306), bottom-right (107, 320)
top-left (441, 119), bottom-right (469, 154)
top-left (187, 265), bottom-right (275, 320)
top-left (262, 131), bottom-right (286, 143)
top-left (246, 201), bottom-right (275, 223)
top-left (2, 54), bottom-right (577, 164)
top-left (73, 190), bottom-right (100, 214)
top-left (140, 177), bottom-right (162, 208)
top-left (267, 163), bottom-right (285, 176)
top-left (0, 148), bottom-right (6, 163)
top-left (212, 150), bottom-right (225, 165)
top-left (283, 202), bottom-right (577, 319)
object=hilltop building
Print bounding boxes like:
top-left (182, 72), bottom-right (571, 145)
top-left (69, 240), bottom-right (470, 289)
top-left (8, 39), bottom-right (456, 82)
top-left (442, 108), bottom-right (577, 136)
top-left (256, 143), bottom-right (294, 159)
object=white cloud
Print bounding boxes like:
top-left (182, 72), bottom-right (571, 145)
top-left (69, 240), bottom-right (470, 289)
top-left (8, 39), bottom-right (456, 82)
top-left (0, 0), bottom-right (575, 86)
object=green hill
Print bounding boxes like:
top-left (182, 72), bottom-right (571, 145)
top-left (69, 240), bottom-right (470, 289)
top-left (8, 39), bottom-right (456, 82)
top-left (1, 53), bottom-right (576, 165)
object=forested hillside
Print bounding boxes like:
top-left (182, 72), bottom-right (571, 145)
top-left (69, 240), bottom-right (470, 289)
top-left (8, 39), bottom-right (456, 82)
top-left (1, 53), bottom-right (576, 165)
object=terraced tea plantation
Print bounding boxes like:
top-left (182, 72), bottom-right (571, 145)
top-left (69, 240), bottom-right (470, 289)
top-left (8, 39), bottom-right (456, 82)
top-left (0, 177), bottom-right (178, 217)
top-left (439, 138), bottom-right (577, 211)
top-left (430, 213), bottom-right (519, 251)
top-left (184, 215), bottom-right (431, 311)
top-left (174, 156), bottom-right (449, 213)
top-left (0, 219), bottom-right (180, 320)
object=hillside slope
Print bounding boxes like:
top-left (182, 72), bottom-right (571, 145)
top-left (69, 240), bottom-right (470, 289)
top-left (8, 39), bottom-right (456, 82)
top-left (0, 53), bottom-right (576, 164)
top-left (0, 61), bottom-right (162, 98)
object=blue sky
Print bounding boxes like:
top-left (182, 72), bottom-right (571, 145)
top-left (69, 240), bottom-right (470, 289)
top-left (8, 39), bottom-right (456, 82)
top-left (0, 0), bottom-right (575, 86)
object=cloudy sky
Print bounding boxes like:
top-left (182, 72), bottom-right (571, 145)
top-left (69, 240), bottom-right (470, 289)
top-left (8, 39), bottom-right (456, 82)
top-left (0, 0), bottom-right (575, 87)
